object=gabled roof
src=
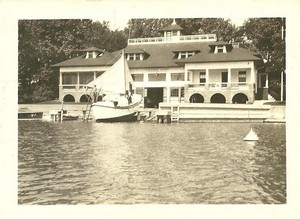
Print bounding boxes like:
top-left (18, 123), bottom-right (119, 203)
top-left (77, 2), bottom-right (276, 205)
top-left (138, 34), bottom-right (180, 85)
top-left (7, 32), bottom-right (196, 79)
top-left (79, 47), bottom-right (104, 52)
top-left (159, 23), bottom-right (183, 32)
top-left (125, 42), bottom-right (261, 68)
top-left (53, 43), bottom-right (262, 68)
top-left (52, 51), bottom-right (119, 67)
top-left (175, 47), bottom-right (261, 65)
top-left (124, 47), bottom-right (147, 54)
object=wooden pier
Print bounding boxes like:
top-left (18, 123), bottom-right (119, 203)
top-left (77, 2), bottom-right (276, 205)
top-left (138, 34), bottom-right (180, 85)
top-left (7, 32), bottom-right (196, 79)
top-left (158, 102), bottom-right (274, 123)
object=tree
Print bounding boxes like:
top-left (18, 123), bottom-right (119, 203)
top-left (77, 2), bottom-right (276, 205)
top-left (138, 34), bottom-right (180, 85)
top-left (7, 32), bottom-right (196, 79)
top-left (242, 18), bottom-right (286, 100)
top-left (85, 21), bottom-right (127, 52)
top-left (18, 19), bottom-right (127, 103)
top-left (125, 18), bottom-right (237, 42)
top-left (125, 19), bottom-right (172, 38)
top-left (177, 18), bottom-right (237, 42)
top-left (18, 19), bottom-right (93, 103)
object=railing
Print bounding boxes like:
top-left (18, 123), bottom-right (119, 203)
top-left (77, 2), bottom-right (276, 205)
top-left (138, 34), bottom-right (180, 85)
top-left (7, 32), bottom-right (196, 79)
top-left (60, 85), bottom-right (93, 91)
top-left (188, 82), bottom-right (253, 91)
top-left (128, 34), bottom-right (217, 45)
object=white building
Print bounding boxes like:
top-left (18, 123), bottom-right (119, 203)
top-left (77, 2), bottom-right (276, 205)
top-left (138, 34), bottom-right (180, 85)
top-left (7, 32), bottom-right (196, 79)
top-left (53, 21), bottom-right (268, 107)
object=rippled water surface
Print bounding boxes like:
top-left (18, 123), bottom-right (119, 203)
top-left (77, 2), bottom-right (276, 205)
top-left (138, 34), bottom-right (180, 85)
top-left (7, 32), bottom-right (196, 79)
top-left (18, 120), bottom-right (286, 204)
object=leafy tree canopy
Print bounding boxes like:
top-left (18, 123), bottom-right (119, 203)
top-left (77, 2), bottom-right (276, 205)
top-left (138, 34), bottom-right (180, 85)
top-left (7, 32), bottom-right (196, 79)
top-left (18, 19), bottom-right (127, 103)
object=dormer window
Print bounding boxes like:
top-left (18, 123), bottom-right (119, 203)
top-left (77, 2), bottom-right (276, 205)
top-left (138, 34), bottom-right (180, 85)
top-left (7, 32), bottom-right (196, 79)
top-left (214, 45), bottom-right (227, 53)
top-left (87, 52), bottom-right (93, 58)
top-left (176, 51), bottom-right (197, 59)
top-left (126, 53), bottom-right (144, 61)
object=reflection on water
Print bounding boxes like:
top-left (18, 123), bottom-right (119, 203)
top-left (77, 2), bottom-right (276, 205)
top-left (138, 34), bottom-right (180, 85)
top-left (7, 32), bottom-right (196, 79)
top-left (18, 120), bottom-right (286, 204)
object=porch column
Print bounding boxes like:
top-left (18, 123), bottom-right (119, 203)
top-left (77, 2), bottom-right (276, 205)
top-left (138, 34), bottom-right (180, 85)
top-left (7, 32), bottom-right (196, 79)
top-left (266, 73), bottom-right (269, 88)
top-left (166, 87), bottom-right (170, 103)
top-left (250, 62), bottom-right (255, 83)
top-left (178, 87), bottom-right (181, 102)
top-left (184, 67), bottom-right (188, 81)
top-left (255, 69), bottom-right (258, 93)
top-left (206, 68), bottom-right (209, 83)
top-left (59, 72), bottom-right (62, 85)
top-left (228, 68), bottom-right (231, 86)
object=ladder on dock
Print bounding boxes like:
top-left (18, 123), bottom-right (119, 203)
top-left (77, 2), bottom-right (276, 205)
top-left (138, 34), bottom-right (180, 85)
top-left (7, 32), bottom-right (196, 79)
top-left (171, 105), bottom-right (180, 122)
top-left (83, 92), bottom-right (93, 122)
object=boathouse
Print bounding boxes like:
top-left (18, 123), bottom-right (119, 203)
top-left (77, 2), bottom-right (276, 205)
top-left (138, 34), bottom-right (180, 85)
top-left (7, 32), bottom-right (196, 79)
top-left (53, 20), bottom-right (268, 107)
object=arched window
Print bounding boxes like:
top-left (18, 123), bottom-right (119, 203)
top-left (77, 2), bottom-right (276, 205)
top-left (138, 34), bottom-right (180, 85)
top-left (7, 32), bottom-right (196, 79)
top-left (80, 95), bottom-right (92, 103)
top-left (232, 93), bottom-right (248, 104)
top-left (210, 93), bottom-right (226, 103)
top-left (63, 94), bottom-right (75, 102)
top-left (189, 93), bottom-right (204, 103)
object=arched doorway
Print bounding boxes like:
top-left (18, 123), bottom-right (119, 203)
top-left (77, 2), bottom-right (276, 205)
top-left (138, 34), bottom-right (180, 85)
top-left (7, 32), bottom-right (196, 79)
top-left (232, 93), bottom-right (248, 104)
top-left (189, 93), bottom-right (204, 103)
top-left (210, 93), bottom-right (226, 103)
top-left (80, 94), bottom-right (92, 103)
top-left (63, 94), bottom-right (75, 102)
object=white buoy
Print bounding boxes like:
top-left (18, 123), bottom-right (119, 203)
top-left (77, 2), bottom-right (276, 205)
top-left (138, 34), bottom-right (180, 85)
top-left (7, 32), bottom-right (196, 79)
top-left (243, 128), bottom-right (259, 141)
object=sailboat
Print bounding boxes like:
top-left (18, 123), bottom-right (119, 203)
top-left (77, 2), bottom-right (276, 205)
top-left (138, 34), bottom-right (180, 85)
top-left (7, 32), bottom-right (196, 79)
top-left (86, 50), bottom-right (142, 122)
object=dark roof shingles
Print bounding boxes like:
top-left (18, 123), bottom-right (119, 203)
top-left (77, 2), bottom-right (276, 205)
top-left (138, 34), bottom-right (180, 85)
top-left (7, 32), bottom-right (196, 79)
top-left (53, 42), bottom-right (261, 68)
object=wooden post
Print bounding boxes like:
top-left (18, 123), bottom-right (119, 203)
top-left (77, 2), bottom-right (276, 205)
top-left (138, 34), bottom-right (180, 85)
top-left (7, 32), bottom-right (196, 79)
top-left (60, 101), bottom-right (64, 122)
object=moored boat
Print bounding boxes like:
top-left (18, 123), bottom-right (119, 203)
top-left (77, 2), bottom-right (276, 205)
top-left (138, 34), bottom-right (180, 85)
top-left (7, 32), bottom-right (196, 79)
top-left (18, 112), bottom-right (43, 120)
top-left (86, 50), bottom-right (142, 122)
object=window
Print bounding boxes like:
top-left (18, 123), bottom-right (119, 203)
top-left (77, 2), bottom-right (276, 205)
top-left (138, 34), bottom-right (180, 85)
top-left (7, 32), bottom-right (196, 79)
top-left (200, 72), bottom-right (206, 83)
top-left (62, 73), bottom-right (77, 84)
top-left (170, 88), bottom-right (179, 97)
top-left (87, 52), bottom-right (93, 58)
top-left (128, 54), bottom-right (134, 60)
top-left (132, 74), bottom-right (144, 82)
top-left (79, 72), bottom-right (94, 84)
top-left (135, 53), bottom-right (141, 60)
top-left (171, 73), bottom-right (184, 81)
top-left (214, 45), bottom-right (227, 53)
top-left (126, 53), bottom-right (143, 61)
top-left (170, 88), bottom-right (184, 97)
top-left (238, 71), bottom-right (246, 83)
top-left (178, 51), bottom-right (195, 59)
top-left (222, 72), bottom-right (228, 83)
top-left (148, 73), bottom-right (166, 81)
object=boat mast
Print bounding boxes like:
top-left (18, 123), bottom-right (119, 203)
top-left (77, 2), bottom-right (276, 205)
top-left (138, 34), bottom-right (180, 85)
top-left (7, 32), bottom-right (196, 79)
top-left (123, 49), bottom-right (127, 95)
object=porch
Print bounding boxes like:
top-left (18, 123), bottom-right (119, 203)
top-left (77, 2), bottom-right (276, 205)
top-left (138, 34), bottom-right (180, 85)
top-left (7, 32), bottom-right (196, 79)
top-left (185, 82), bottom-right (255, 104)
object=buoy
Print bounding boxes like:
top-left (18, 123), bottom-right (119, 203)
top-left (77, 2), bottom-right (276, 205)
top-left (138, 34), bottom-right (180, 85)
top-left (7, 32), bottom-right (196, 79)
top-left (243, 128), bottom-right (259, 141)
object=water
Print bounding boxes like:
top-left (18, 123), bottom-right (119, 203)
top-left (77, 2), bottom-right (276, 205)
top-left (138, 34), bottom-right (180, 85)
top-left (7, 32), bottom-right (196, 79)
top-left (18, 120), bottom-right (286, 204)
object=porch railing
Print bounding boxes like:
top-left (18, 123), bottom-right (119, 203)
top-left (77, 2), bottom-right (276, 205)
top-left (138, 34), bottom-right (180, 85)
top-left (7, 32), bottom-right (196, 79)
top-left (60, 84), bottom-right (93, 91)
top-left (188, 82), bottom-right (253, 91)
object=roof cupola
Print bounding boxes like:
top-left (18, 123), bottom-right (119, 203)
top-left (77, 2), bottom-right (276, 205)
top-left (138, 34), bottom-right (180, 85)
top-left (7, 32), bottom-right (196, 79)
top-left (159, 19), bottom-right (183, 38)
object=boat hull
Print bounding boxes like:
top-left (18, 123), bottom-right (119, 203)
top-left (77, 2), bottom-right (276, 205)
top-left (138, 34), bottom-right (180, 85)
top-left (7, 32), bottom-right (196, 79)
top-left (91, 101), bottom-right (140, 123)
top-left (95, 112), bottom-right (137, 122)
top-left (18, 112), bottom-right (43, 120)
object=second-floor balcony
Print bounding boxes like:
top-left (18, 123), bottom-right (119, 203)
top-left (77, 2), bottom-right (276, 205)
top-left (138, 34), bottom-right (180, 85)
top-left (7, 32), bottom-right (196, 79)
top-left (128, 34), bottom-right (217, 45)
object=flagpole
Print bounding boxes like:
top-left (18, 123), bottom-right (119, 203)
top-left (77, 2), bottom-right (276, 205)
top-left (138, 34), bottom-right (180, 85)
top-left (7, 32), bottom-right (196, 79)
top-left (281, 18), bottom-right (284, 101)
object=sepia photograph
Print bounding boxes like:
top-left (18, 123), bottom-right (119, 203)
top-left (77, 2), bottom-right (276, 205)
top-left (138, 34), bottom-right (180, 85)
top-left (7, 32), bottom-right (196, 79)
top-left (1, 0), bottom-right (300, 218)
top-left (18, 17), bottom-right (286, 204)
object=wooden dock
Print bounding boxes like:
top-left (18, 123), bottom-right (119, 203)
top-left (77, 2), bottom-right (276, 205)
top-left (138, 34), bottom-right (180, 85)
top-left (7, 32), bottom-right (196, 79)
top-left (158, 102), bottom-right (275, 123)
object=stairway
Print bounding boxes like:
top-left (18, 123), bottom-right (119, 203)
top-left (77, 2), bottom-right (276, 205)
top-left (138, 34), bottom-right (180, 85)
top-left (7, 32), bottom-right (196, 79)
top-left (268, 93), bottom-right (276, 101)
top-left (171, 105), bottom-right (180, 122)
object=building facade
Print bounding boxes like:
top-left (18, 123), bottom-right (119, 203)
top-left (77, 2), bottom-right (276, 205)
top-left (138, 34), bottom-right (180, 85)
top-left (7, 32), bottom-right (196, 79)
top-left (53, 21), bottom-right (268, 107)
